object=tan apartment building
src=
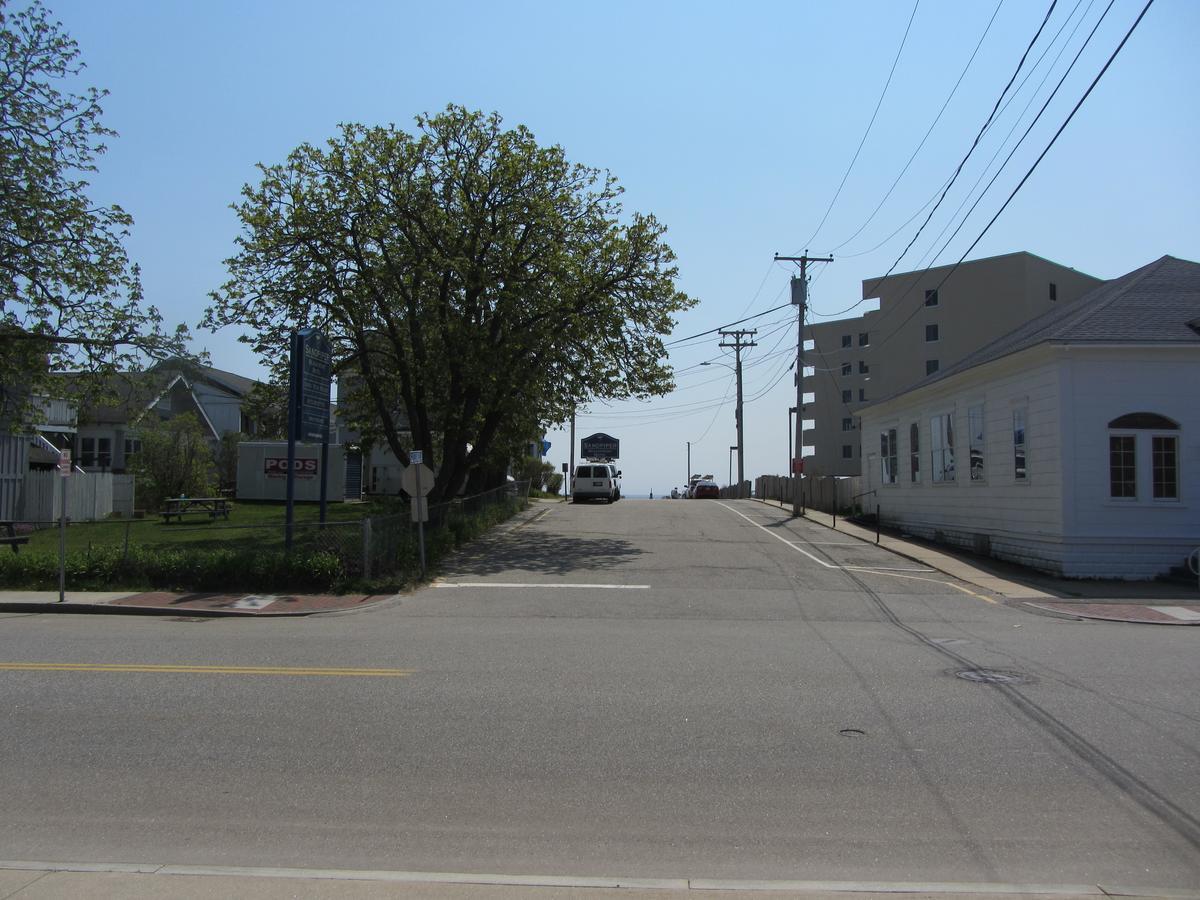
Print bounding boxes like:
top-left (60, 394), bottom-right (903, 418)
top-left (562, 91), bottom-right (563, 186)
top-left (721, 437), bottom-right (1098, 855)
top-left (802, 252), bottom-right (1101, 476)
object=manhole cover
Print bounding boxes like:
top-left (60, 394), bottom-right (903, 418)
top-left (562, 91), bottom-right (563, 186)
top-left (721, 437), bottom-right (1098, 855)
top-left (839, 728), bottom-right (866, 737)
top-left (954, 668), bottom-right (1031, 685)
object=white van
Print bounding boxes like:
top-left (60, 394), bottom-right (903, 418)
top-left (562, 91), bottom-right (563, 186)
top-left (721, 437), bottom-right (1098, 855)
top-left (571, 463), bottom-right (622, 503)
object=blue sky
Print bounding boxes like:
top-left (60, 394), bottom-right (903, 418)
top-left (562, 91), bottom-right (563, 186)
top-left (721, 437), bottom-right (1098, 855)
top-left (52, 0), bottom-right (1199, 495)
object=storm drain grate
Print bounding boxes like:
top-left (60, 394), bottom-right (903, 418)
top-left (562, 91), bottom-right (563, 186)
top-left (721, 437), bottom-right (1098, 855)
top-left (954, 668), bottom-right (1031, 685)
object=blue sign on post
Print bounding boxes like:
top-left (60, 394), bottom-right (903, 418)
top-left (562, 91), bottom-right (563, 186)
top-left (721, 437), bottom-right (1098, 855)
top-left (293, 330), bottom-right (332, 442)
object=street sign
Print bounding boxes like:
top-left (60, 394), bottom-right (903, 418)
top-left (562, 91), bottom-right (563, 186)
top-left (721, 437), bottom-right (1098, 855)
top-left (290, 329), bottom-right (332, 442)
top-left (580, 432), bottom-right (619, 460)
top-left (57, 450), bottom-right (71, 477)
top-left (400, 463), bottom-right (435, 497)
top-left (792, 458), bottom-right (804, 474)
top-left (561, 462), bottom-right (568, 472)
top-left (410, 450), bottom-right (424, 464)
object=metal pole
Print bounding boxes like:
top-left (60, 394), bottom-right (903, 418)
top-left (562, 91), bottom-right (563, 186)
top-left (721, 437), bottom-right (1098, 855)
top-left (686, 441), bottom-right (691, 493)
top-left (58, 475), bottom-right (66, 602)
top-left (415, 465), bottom-right (426, 576)
top-left (285, 331), bottom-right (300, 552)
top-left (876, 504), bottom-right (881, 544)
top-left (318, 428), bottom-right (329, 528)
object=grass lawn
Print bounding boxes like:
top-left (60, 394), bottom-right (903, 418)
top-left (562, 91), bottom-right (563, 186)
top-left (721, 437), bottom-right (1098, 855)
top-left (20, 498), bottom-right (406, 556)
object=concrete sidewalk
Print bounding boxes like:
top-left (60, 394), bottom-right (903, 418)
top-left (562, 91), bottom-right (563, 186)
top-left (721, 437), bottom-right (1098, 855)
top-left (1, 861), bottom-right (1188, 899)
top-left (752, 498), bottom-right (1200, 624)
top-left (0, 589), bottom-right (390, 617)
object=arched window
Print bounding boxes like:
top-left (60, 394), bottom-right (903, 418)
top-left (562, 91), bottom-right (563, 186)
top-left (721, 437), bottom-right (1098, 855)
top-left (1107, 412), bottom-right (1179, 430)
top-left (1108, 412), bottom-right (1180, 501)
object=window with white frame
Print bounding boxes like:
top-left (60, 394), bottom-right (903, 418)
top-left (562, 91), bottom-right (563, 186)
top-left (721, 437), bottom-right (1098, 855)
top-left (1152, 436), bottom-right (1179, 499)
top-left (968, 405), bottom-right (984, 481)
top-left (880, 429), bottom-right (897, 484)
top-left (930, 413), bottom-right (955, 483)
top-left (1108, 413), bottom-right (1180, 502)
top-left (1109, 435), bottom-right (1136, 498)
top-left (909, 422), bottom-right (920, 483)
top-left (1012, 408), bottom-right (1027, 480)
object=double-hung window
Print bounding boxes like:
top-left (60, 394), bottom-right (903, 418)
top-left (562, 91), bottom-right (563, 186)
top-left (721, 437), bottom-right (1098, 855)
top-left (968, 405), bottom-right (985, 481)
top-left (1012, 408), bottom-right (1027, 480)
top-left (931, 413), bottom-right (955, 483)
top-left (909, 423), bottom-right (920, 483)
top-left (1109, 435), bottom-right (1137, 498)
top-left (880, 429), bottom-right (897, 485)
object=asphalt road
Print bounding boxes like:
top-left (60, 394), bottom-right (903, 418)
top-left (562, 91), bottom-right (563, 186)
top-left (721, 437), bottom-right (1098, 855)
top-left (0, 499), bottom-right (1196, 891)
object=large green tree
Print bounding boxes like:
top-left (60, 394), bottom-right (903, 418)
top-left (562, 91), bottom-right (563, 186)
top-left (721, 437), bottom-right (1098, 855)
top-left (0, 0), bottom-right (189, 424)
top-left (206, 106), bottom-right (693, 500)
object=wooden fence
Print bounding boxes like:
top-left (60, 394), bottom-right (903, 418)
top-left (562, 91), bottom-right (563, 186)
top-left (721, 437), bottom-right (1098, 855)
top-left (754, 474), bottom-right (863, 515)
top-left (19, 470), bottom-right (115, 524)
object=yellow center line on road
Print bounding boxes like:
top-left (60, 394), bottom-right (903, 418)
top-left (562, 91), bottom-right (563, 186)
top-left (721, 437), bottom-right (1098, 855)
top-left (0, 663), bottom-right (414, 677)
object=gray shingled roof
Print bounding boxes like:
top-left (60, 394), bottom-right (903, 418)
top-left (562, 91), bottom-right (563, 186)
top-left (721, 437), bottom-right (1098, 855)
top-left (874, 255), bottom-right (1200, 405)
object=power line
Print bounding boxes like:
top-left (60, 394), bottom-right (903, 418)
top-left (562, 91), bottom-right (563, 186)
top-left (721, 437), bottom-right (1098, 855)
top-left (829, 0), bottom-right (1006, 254)
top-left (861, 0), bottom-right (1060, 300)
top-left (810, 0), bottom-right (1152, 414)
top-left (921, 0), bottom-right (1114, 271)
top-left (664, 302), bottom-right (792, 348)
top-left (799, 0), bottom-right (921, 251)
top-left (929, 0), bottom-right (1154, 297)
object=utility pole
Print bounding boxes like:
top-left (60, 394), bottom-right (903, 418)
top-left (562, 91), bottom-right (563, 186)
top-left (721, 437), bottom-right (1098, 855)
top-left (775, 253), bottom-right (832, 517)
top-left (686, 441), bottom-right (691, 493)
top-left (719, 328), bottom-right (757, 498)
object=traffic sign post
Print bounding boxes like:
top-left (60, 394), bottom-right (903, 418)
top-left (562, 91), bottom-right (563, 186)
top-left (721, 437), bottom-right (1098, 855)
top-left (57, 451), bottom-right (69, 602)
top-left (402, 453), bottom-right (434, 574)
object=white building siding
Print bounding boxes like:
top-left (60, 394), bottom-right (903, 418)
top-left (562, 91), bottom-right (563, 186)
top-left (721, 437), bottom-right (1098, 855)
top-left (1058, 349), bottom-right (1200, 578)
top-left (861, 348), bottom-right (1067, 572)
top-left (861, 345), bottom-right (1200, 579)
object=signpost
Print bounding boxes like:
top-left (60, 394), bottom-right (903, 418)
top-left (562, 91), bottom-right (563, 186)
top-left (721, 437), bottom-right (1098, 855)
top-left (286, 329), bottom-right (333, 550)
top-left (57, 450), bottom-right (71, 602)
top-left (402, 451), bottom-right (434, 574)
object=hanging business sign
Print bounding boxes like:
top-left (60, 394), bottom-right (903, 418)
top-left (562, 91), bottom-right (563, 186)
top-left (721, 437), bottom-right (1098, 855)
top-left (580, 432), bottom-right (619, 460)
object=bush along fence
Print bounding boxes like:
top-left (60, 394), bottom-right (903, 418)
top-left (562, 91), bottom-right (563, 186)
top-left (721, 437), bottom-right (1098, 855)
top-left (0, 480), bottom-right (531, 594)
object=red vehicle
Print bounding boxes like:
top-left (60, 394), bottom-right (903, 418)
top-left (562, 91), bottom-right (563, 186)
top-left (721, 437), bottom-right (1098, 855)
top-left (692, 480), bottom-right (720, 499)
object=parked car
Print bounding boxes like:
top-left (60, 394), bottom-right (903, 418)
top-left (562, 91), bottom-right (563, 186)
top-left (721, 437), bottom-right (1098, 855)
top-left (571, 463), bottom-right (622, 503)
top-left (692, 480), bottom-right (719, 499)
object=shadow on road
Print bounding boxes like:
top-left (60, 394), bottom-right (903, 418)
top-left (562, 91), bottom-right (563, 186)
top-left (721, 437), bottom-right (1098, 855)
top-left (444, 532), bottom-right (644, 577)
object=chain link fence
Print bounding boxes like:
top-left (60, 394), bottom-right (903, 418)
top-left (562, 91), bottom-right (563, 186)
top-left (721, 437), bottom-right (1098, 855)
top-left (0, 480), bottom-right (531, 590)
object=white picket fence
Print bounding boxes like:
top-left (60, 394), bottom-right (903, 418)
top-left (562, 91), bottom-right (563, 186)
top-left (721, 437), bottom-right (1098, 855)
top-left (18, 471), bottom-right (120, 524)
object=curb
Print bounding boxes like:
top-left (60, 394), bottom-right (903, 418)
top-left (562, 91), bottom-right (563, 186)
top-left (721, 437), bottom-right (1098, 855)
top-left (0, 596), bottom-right (396, 618)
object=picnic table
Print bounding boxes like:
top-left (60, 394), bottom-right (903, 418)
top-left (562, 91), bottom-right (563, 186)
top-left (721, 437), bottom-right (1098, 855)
top-left (0, 520), bottom-right (30, 553)
top-left (160, 497), bottom-right (232, 524)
